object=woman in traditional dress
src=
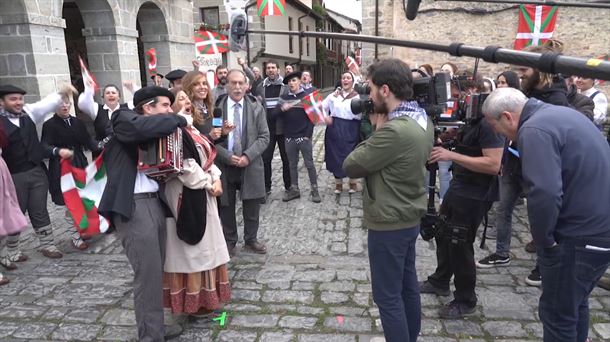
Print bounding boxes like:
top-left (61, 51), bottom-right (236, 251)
top-left (162, 90), bottom-right (231, 315)
top-left (41, 95), bottom-right (100, 249)
top-left (77, 79), bottom-right (127, 157)
top-left (322, 71), bottom-right (361, 194)
top-left (0, 118), bottom-right (28, 285)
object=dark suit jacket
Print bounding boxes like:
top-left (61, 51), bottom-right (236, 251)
top-left (41, 114), bottom-right (99, 205)
top-left (98, 109), bottom-right (186, 222)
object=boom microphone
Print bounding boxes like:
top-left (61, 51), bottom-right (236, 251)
top-left (405, 0), bottom-right (421, 20)
top-left (212, 108), bottom-right (223, 128)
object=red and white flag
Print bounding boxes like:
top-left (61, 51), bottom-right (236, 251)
top-left (345, 56), bottom-right (359, 75)
top-left (194, 30), bottom-right (229, 55)
top-left (514, 5), bottom-right (558, 50)
top-left (145, 48), bottom-right (157, 76)
top-left (302, 90), bottom-right (326, 124)
top-left (61, 154), bottom-right (109, 237)
top-left (79, 56), bottom-right (99, 92)
top-left (257, 0), bottom-right (286, 16)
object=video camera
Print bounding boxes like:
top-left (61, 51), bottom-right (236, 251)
top-left (350, 83), bottom-right (374, 115)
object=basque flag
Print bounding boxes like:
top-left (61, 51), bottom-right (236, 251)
top-left (514, 5), bottom-right (558, 50)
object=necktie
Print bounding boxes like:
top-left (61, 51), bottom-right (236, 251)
top-left (233, 103), bottom-right (242, 156)
top-left (64, 118), bottom-right (72, 126)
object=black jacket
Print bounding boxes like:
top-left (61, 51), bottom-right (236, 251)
top-left (98, 109), bottom-right (186, 222)
top-left (41, 115), bottom-right (99, 205)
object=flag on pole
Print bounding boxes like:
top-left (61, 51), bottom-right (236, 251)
top-left (257, 0), bottom-right (286, 16)
top-left (145, 48), bottom-right (157, 76)
top-left (345, 56), bottom-right (359, 74)
top-left (514, 5), bottom-right (558, 50)
top-left (194, 30), bottom-right (229, 55)
top-left (302, 90), bottom-right (326, 124)
top-left (78, 56), bottom-right (99, 92)
top-left (61, 154), bottom-right (109, 237)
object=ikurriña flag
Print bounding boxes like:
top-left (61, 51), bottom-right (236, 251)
top-left (145, 48), bottom-right (157, 76)
top-left (302, 90), bottom-right (326, 124)
top-left (257, 0), bottom-right (286, 16)
top-left (514, 5), bottom-right (558, 50)
top-left (61, 154), bottom-right (109, 237)
top-left (194, 30), bottom-right (229, 54)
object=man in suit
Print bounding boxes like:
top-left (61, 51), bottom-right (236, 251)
top-left (215, 70), bottom-right (270, 256)
top-left (98, 86), bottom-right (186, 342)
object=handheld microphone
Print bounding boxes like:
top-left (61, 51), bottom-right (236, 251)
top-left (212, 108), bottom-right (223, 128)
top-left (405, 0), bottom-right (421, 21)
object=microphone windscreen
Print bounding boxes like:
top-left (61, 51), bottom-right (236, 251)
top-left (405, 0), bottom-right (421, 21)
top-left (212, 107), bottom-right (223, 127)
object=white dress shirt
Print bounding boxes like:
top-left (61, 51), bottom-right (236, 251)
top-left (581, 87), bottom-right (608, 127)
top-left (227, 96), bottom-right (245, 152)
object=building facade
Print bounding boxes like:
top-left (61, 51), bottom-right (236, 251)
top-left (360, 0), bottom-right (610, 78)
top-left (0, 0), bottom-right (195, 103)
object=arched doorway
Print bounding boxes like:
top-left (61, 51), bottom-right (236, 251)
top-left (62, 1), bottom-right (88, 123)
top-left (136, 1), bottom-right (170, 87)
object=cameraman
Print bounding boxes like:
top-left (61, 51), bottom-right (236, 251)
top-left (419, 88), bottom-right (505, 319)
top-left (343, 58), bottom-right (433, 342)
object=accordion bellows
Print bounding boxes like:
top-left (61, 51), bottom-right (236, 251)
top-left (138, 129), bottom-right (184, 179)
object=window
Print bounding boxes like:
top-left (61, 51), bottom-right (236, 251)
top-left (288, 17), bottom-right (294, 54)
top-left (306, 25), bottom-right (310, 56)
top-left (298, 22), bottom-right (303, 55)
top-left (200, 7), bottom-right (219, 27)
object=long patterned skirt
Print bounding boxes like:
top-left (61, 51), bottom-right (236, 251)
top-left (162, 264), bottom-right (231, 314)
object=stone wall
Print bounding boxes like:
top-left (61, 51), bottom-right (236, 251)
top-left (361, 0), bottom-right (610, 82)
top-left (0, 0), bottom-right (195, 102)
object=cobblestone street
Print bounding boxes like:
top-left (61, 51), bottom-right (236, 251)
top-left (1, 127), bottom-right (609, 342)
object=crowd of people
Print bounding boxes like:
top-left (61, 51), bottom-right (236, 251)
top-left (0, 45), bottom-right (609, 342)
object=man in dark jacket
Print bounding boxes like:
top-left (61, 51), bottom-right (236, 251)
top-left (99, 86), bottom-right (186, 342)
top-left (215, 70), bottom-right (270, 256)
top-left (482, 87), bottom-right (610, 342)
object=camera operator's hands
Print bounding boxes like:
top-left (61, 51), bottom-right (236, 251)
top-left (428, 146), bottom-right (455, 163)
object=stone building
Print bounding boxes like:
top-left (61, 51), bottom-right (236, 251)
top-left (360, 0), bottom-right (610, 78)
top-left (0, 0), bottom-right (195, 103)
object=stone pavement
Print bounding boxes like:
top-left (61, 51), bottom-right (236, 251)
top-left (1, 126), bottom-right (609, 342)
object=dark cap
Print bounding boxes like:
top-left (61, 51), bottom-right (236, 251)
top-left (0, 85), bottom-right (27, 97)
top-left (133, 86), bottom-right (175, 107)
top-left (282, 71), bottom-right (302, 85)
top-left (150, 73), bottom-right (165, 80)
top-left (165, 69), bottom-right (187, 81)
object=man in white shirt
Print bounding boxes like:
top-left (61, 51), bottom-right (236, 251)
top-left (576, 76), bottom-right (608, 130)
top-left (98, 86), bottom-right (187, 342)
top-left (0, 84), bottom-right (75, 269)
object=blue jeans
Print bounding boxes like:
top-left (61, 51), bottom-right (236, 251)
top-left (438, 161), bottom-right (452, 201)
top-left (368, 226), bottom-right (421, 342)
top-left (494, 172), bottom-right (522, 257)
top-left (537, 235), bottom-right (610, 342)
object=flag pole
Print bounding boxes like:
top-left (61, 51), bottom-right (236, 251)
top-left (245, 29), bottom-right (610, 81)
top-left (434, 0), bottom-right (610, 9)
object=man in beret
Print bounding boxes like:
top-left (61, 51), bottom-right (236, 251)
top-left (165, 69), bottom-right (187, 92)
top-left (98, 86), bottom-right (187, 342)
top-left (0, 84), bottom-right (76, 269)
top-left (271, 71), bottom-right (321, 203)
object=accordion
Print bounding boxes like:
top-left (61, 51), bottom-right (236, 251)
top-left (137, 129), bottom-right (183, 179)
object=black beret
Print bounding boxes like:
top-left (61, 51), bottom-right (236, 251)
top-left (282, 71), bottom-right (302, 85)
top-left (150, 73), bottom-right (165, 80)
top-left (165, 69), bottom-right (187, 81)
top-left (0, 85), bottom-right (26, 97)
top-left (133, 86), bottom-right (175, 107)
